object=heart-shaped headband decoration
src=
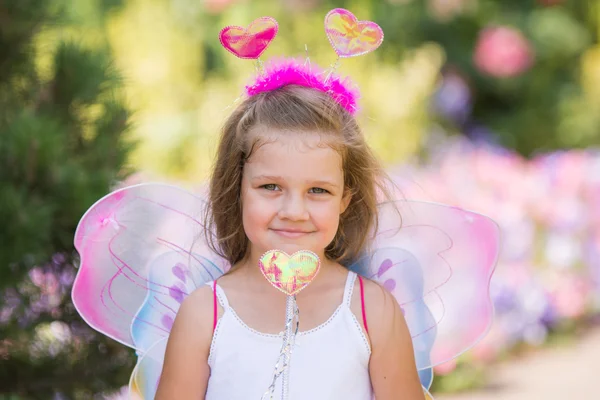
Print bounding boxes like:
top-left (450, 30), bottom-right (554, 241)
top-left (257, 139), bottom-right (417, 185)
top-left (218, 9), bottom-right (384, 115)
top-left (324, 8), bottom-right (384, 58)
top-left (219, 17), bottom-right (279, 59)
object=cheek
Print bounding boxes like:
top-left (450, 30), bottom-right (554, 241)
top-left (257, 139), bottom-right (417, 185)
top-left (242, 191), bottom-right (272, 235)
top-left (311, 202), bottom-right (341, 236)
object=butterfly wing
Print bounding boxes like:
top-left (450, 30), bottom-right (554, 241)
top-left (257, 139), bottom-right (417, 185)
top-left (72, 183), bottom-right (228, 352)
top-left (351, 200), bottom-right (500, 388)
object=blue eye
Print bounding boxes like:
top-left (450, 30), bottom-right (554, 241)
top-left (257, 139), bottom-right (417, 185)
top-left (309, 187), bottom-right (329, 194)
top-left (261, 184), bottom-right (279, 191)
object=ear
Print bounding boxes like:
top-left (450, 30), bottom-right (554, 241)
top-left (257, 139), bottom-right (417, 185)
top-left (340, 189), bottom-right (352, 214)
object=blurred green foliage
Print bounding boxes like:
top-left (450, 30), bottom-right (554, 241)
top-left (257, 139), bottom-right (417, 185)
top-left (1, 0), bottom-right (136, 398)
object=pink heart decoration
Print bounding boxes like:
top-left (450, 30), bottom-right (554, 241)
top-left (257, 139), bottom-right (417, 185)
top-left (324, 8), bottom-right (384, 58)
top-left (259, 250), bottom-right (320, 296)
top-left (219, 17), bottom-right (278, 60)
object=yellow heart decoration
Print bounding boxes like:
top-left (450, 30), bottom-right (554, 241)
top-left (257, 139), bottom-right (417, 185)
top-left (259, 250), bottom-right (321, 296)
top-left (324, 8), bottom-right (384, 58)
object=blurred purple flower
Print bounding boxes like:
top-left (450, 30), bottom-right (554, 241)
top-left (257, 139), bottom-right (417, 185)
top-left (3, 288), bottom-right (21, 307)
top-left (585, 234), bottom-right (600, 289)
top-left (29, 267), bottom-right (45, 287)
top-left (490, 284), bottom-right (516, 314)
top-left (464, 124), bottom-right (501, 145)
top-left (0, 306), bottom-right (15, 325)
top-left (52, 253), bottom-right (66, 265)
top-left (60, 268), bottom-right (75, 286)
top-left (433, 70), bottom-right (472, 123)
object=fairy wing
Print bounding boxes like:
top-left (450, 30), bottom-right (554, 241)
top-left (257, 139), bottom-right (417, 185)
top-left (71, 183), bottom-right (228, 353)
top-left (351, 200), bottom-right (500, 387)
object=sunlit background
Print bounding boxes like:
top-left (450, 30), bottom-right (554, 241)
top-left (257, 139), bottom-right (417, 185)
top-left (1, 0), bottom-right (599, 398)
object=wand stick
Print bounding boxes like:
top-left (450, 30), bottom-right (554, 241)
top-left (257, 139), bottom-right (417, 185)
top-left (258, 250), bottom-right (320, 400)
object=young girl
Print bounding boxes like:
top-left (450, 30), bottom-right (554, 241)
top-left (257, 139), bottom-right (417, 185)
top-left (153, 83), bottom-right (426, 399)
top-left (71, 9), bottom-right (498, 400)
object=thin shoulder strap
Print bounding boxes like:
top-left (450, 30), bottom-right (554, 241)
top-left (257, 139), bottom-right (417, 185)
top-left (343, 272), bottom-right (369, 334)
top-left (212, 280), bottom-right (218, 332)
top-left (358, 275), bottom-right (369, 334)
top-left (208, 280), bottom-right (229, 332)
top-left (343, 271), bottom-right (357, 306)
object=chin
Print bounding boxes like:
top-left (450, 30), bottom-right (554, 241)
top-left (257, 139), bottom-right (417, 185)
top-left (259, 241), bottom-right (315, 255)
top-left (279, 243), bottom-right (311, 254)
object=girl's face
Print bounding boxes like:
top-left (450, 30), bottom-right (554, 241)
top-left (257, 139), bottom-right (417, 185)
top-left (241, 130), bottom-right (351, 262)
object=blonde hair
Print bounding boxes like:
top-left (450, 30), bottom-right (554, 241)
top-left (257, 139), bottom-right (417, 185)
top-left (205, 85), bottom-right (390, 267)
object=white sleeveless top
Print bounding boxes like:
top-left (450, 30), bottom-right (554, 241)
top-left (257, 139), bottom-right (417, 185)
top-left (205, 271), bottom-right (373, 399)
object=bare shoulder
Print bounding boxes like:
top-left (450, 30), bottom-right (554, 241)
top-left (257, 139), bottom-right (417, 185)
top-left (154, 284), bottom-right (216, 399)
top-left (359, 277), bottom-right (395, 313)
top-left (358, 277), bottom-right (425, 399)
top-left (184, 284), bottom-right (216, 313)
top-left (358, 277), bottom-right (403, 341)
top-left (176, 284), bottom-right (216, 330)
top-left (348, 275), bottom-right (398, 344)
top-left (162, 284), bottom-right (215, 361)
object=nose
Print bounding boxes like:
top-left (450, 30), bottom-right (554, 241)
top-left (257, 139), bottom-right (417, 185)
top-left (278, 192), bottom-right (309, 221)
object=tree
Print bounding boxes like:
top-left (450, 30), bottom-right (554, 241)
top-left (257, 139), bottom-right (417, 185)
top-left (0, 0), bottom-right (136, 397)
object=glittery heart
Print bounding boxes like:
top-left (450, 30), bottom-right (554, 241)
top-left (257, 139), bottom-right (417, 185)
top-left (259, 250), bottom-right (320, 296)
top-left (219, 17), bottom-right (278, 59)
top-left (324, 8), bottom-right (384, 58)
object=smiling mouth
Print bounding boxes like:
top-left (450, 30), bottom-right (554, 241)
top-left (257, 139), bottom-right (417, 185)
top-left (271, 229), bottom-right (313, 238)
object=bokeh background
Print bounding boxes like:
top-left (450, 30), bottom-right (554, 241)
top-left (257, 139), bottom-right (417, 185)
top-left (1, 0), bottom-right (599, 398)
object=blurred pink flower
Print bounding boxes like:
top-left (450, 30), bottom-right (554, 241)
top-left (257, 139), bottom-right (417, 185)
top-left (546, 273), bottom-right (590, 319)
top-left (428, 0), bottom-right (476, 22)
top-left (203, 0), bottom-right (237, 14)
top-left (473, 26), bottom-right (535, 78)
top-left (282, 0), bottom-right (322, 11)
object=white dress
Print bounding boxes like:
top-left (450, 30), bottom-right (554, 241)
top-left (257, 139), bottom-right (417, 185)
top-left (205, 271), bottom-right (373, 399)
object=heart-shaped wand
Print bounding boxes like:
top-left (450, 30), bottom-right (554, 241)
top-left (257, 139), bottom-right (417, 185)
top-left (259, 250), bottom-right (321, 400)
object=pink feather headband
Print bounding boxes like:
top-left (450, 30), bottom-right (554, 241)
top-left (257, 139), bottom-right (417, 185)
top-left (245, 58), bottom-right (360, 114)
top-left (218, 9), bottom-right (384, 115)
